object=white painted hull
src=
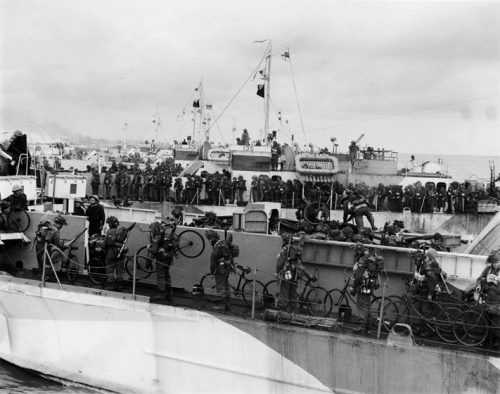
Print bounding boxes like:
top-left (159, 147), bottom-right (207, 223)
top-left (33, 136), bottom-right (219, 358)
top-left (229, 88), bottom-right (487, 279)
top-left (0, 277), bottom-right (332, 393)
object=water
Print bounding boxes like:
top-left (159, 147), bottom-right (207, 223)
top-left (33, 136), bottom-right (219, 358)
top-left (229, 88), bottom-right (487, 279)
top-left (2, 153), bottom-right (500, 391)
top-left (0, 359), bottom-right (95, 393)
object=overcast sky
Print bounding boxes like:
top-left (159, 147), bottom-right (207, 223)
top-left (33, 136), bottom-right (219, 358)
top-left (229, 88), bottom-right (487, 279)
top-left (1, 0), bottom-right (499, 155)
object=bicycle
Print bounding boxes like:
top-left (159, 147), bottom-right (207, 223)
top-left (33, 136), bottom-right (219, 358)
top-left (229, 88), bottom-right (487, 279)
top-left (132, 220), bottom-right (205, 279)
top-left (452, 293), bottom-right (500, 347)
top-left (199, 263), bottom-right (267, 309)
top-left (385, 279), bottom-right (457, 343)
top-left (263, 269), bottom-right (333, 317)
top-left (327, 269), bottom-right (398, 330)
top-left (6, 208), bottom-right (30, 232)
top-left (65, 224), bottom-right (136, 286)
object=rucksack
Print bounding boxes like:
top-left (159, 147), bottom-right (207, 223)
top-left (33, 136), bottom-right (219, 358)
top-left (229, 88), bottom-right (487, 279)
top-left (116, 226), bottom-right (129, 243)
top-left (36, 221), bottom-right (54, 242)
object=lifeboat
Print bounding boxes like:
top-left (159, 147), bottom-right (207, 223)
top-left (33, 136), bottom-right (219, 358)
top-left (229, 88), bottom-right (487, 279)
top-left (295, 154), bottom-right (339, 182)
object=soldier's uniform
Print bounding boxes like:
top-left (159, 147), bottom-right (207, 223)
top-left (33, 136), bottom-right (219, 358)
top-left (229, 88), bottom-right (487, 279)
top-left (91, 171), bottom-right (101, 197)
top-left (34, 215), bottom-right (67, 280)
top-left (149, 222), bottom-right (179, 303)
top-left (103, 216), bottom-right (127, 291)
top-left (207, 230), bottom-right (232, 311)
top-left (103, 171), bottom-right (113, 200)
top-left (351, 253), bottom-right (384, 332)
top-left (276, 236), bottom-right (303, 312)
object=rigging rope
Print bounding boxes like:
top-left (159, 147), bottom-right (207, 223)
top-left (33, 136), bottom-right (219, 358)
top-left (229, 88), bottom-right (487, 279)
top-left (288, 54), bottom-right (307, 141)
top-left (206, 44), bottom-right (271, 139)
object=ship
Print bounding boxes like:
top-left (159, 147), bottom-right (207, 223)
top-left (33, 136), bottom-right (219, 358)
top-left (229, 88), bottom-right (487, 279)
top-left (0, 47), bottom-right (498, 392)
top-left (0, 202), bottom-right (499, 393)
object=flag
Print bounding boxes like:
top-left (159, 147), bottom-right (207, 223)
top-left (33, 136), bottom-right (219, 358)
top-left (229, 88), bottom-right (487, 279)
top-left (193, 99), bottom-right (200, 108)
top-left (257, 84), bottom-right (265, 98)
top-left (281, 49), bottom-right (290, 60)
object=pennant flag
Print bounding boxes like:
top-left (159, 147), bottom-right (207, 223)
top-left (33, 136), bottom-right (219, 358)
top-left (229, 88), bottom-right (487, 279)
top-left (193, 99), bottom-right (200, 108)
top-left (257, 84), bottom-right (265, 98)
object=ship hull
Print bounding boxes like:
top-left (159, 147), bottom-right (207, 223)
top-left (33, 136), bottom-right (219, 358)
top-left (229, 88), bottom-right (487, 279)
top-left (0, 277), bottom-right (498, 393)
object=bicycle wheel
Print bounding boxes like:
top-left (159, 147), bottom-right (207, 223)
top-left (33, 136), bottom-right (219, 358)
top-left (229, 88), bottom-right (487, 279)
top-left (66, 254), bottom-right (80, 283)
top-left (370, 297), bottom-right (399, 332)
top-left (134, 246), bottom-right (156, 274)
top-left (263, 280), bottom-right (279, 308)
top-left (177, 230), bottom-right (205, 258)
top-left (88, 257), bottom-right (107, 285)
top-left (328, 289), bottom-right (349, 320)
top-left (7, 209), bottom-right (30, 233)
top-left (200, 274), bottom-right (219, 303)
top-left (434, 306), bottom-right (461, 344)
top-left (305, 286), bottom-right (332, 317)
top-left (241, 279), bottom-right (266, 309)
top-left (453, 309), bottom-right (489, 347)
top-left (126, 254), bottom-right (154, 280)
top-left (48, 249), bottom-right (64, 273)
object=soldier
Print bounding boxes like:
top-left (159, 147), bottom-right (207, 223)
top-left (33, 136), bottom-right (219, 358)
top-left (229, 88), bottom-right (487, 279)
top-left (114, 170), bottom-right (122, 199)
top-left (34, 215), bottom-right (68, 280)
top-left (206, 230), bottom-right (233, 311)
top-left (345, 189), bottom-right (377, 231)
top-left (133, 171), bottom-right (142, 201)
top-left (410, 248), bottom-right (445, 336)
top-left (230, 177), bottom-right (238, 204)
top-left (220, 175), bottom-right (229, 205)
top-left (476, 250), bottom-right (500, 347)
top-left (86, 195), bottom-right (105, 236)
top-left (275, 234), bottom-right (304, 312)
top-left (102, 216), bottom-right (128, 291)
top-left (120, 172), bottom-right (130, 201)
top-left (350, 249), bottom-right (384, 333)
top-left (91, 170), bottom-right (101, 197)
top-left (236, 176), bottom-right (246, 204)
top-left (103, 170), bottom-right (113, 200)
top-left (3, 184), bottom-right (28, 211)
top-left (174, 177), bottom-right (183, 204)
top-left (293, 179), bottom-right (303, 208)
top-left (149, 221), bottom-right (179, 304)
top-left (72, 197), bottom-right (86, 216)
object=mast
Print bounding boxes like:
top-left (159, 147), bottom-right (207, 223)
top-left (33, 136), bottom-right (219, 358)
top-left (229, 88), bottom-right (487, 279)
top-left (153, 107), bottom-right (161, 146)
top-left (264, 42), bottom-right (272, 139)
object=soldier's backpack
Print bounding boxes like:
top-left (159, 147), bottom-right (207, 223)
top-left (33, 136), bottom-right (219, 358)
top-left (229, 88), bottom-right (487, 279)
top-left (35, 221), bottom-right (54, 243)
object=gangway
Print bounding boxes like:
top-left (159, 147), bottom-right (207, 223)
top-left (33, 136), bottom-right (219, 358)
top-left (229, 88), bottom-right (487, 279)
top-left (0, 232), bottom-right (30, 246)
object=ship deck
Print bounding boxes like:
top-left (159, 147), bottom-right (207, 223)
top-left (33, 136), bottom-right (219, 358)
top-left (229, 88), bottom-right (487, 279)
top-left (12, 268), bottom-right (500, 359)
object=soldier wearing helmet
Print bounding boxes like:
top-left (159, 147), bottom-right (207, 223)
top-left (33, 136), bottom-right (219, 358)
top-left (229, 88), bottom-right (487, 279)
top-left (102, 216), bottom-right (126, 291)
top-left (476, 250), bottom-right (500, 347)
top-left (34, 214), bottom-right (68, 281)
top-left (275, 234), bottom-right (305, 312)
top-left (350, 249), bottom-right (384, 333)
top-left (72, 197), bottom-right (86, 216)
top-left (2, 183), bottom-right (28, 213)
top-left (148, 220), bottom-right (180, 304)
top-left (206, 229), bottom-right (233, 311)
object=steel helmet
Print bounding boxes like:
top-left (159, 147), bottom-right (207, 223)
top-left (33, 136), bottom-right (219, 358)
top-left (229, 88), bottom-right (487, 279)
top-left (205, 230), bottom-right (220, 241)
top-left (12, 184), bottom-right (22, 192)
top-left (106, 216), bottom-right (119, 225)
top-left (53, 215), bottom-right (67, 225)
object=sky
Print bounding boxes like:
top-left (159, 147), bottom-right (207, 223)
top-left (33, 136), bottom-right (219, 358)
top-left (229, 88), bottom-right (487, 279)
top-left (1, 0), bottom-right (499, 155)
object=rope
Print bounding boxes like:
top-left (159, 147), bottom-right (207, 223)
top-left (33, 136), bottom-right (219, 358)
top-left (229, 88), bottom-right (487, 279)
top-left (288, 55), bottom-right (306, 141)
